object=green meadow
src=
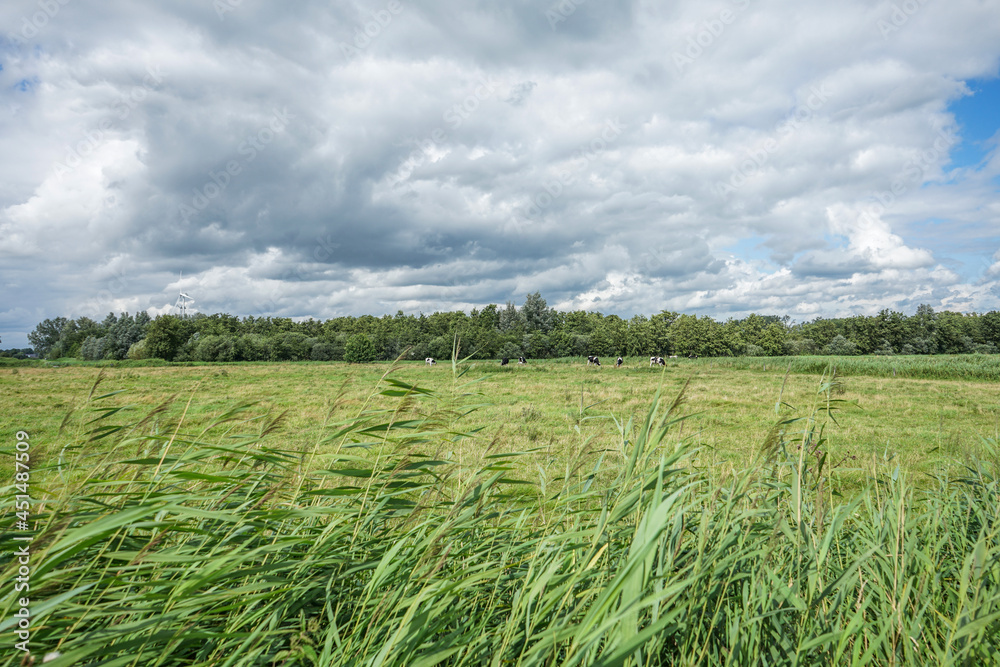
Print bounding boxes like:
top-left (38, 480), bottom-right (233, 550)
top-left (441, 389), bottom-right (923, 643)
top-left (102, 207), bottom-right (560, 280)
top-left (2, 355), bottom-right (1000, 665)
top-left (3, 355), bottom-right (999, 483)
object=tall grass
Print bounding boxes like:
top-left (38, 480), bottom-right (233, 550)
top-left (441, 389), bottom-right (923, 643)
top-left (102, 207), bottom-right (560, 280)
top-left (2, 366), bottom-right (1000, 665)
top-left (704, 353), bottom-right (1000, 381)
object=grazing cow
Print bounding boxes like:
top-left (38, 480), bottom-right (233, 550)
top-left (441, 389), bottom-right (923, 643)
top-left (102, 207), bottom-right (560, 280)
top-left (615, 356), bottom-right (623, 367)
top-left (649, 356), bottom-right (665, 366)
top-left (688, 353), bottom-right (698, 359)
top-left (501, 357), bottom-right (509, 366)
top-left (425, 357), bottom-right (436, 365)
top-left (587, 355), bottom-right (601, 366)
top-left (518, 356), bottom-right (526, 364)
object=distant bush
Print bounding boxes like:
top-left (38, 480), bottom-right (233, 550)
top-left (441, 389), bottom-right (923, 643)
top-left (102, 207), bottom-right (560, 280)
top-left (823, 334), bottom-right (858, 356)
top-left (235, 334), bottom-right (270, 362)
top-left (127, 339), bottom-right (148, 360)
top-left (311, 342), bottom-right (337, 361)
top-left (192, 335), bottom-right (236, 362)
top-left (344, 333), bottom-right (378, 363)
top-left (271, 332), bottom-right (312, 361)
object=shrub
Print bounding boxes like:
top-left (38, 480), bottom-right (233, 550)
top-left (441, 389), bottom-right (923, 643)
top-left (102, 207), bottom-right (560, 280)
top-left (235, 334), bottom-right (270, 361)
top-left (192, 334), bottom-right (236, 362)
top-left (344, 333), bottom-right (378, 363)
top-left (271, 332), bottom-right (311, 361)
top-left (126, 339), bottom-right (147, 360)
top-left (785, 337), bottom-right (818, 356)
top-left (873, 339), bottom-right (895, 355)
top-left (311, 342), bottom-right (337, 361)
top-left (823, 334), bottom-right (858, 356)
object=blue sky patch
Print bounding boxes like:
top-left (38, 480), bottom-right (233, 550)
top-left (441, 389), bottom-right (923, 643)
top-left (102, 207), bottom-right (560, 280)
top-left (907, 218), bottom-right (1000, 281)
top-left (947, 77), bottom-right (1000, 170)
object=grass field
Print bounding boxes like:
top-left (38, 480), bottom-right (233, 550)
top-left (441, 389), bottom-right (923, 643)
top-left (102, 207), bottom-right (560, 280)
top-left (3, 355), bottom-right (1000, 665)
top-left (2, 355), bottom-right (999, 487)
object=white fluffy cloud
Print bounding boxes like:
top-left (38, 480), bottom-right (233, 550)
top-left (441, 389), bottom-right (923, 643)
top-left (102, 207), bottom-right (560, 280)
top-left (1, 0), bottom-right (999, 346)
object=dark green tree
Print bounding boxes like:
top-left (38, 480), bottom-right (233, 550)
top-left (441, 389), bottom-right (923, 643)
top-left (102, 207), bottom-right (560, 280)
top-left (145, 315), bottom-right (196, 361)
top-left (521, 292), bottom-right (555, 333)
top-left (27, 317), bottom-right (69, 358)
top-left (344, 333), bottom-right (378, 363)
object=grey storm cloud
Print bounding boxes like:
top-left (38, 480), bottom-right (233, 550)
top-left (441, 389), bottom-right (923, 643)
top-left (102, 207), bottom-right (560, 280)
top-left (1, 0), bottom-right (1000, 346)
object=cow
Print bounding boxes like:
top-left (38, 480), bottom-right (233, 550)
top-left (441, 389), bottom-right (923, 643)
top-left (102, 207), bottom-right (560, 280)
top-left (615, 356), bottom-right (623, 367)
top-left (587, 355), bottom-right (601, 366)
top-left (669, 355), bottom-right (678, 359)
top-left (688, 353), bottom-right (698, 359)
top-left (649, 356), bottom-right (665, 366)
top-left (518, 356), bottom-right (526, 364)
top-left (425, 357), bottom-right (436, 365)
top-left (501, 357), bottom-right (509, 366)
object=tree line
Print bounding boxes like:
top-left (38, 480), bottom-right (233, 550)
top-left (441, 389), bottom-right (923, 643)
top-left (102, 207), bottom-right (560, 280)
top-left (22, 295), bottom-right (1000, 363)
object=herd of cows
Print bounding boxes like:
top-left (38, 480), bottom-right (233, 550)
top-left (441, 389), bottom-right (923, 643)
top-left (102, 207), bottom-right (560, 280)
top-left (587, 355), bottom-right (695, 367)
top-left (423, 355), bottom-right (699, 366)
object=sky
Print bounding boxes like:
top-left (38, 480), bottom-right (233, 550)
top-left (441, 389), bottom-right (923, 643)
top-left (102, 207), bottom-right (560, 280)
top-left (1, 0), bottom-right (999, 348)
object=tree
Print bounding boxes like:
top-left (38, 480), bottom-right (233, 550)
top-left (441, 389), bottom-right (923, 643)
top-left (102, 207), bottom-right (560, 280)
top-left (906, 304), bottom-right (938, 352)
top-left (648, 311), bottom-right (678, 355)
top-left (311, 342), bottom-right (337, 361)
top-left (474, 304), bottom-right (500, 331)
top-left (80, 336), bottom-right (107, 361)
top-left (144, 315), bottom-right (195, 361)
top-left (982, 311), bottom-right (1000, 349)
top-left (103, 312), bottom-right (151, 360)
top-left (668, 315), bottom-right (700, 356)
top-left (127, 339), bottom-right (148, 360)
top-left (625, 315), bottom-right (650, 356)
top-left (498, 341), bottom-right (522, 359)
top-left (28, 317), bottom-right (69, 357)
top-left (192, 335), bottom-right (236, 362)
top-left (498, 301), bottom-right (522, 333)
top-left (823, 335), bottom-right (858, 356)
top-left (56, 317), bottom-right (103, 358)
top-left (271, 332), bottom-right (311, 361)
top-left (235, 334), bottom-right (270, 361)
top-left (760, 323), bottom-right (788, 356)
top-left (786, 338), bottom-right (817, 355)
top-left (669, 314), bottom-right (728, 356)
top-left (344, 334), bottom-right (378, 363)
top-left (521, 292), bottom-right (555, 333)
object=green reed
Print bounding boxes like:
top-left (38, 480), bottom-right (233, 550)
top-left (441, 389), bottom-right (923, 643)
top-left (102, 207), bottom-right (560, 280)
top-left (1, 363), bottom-right (998, 666)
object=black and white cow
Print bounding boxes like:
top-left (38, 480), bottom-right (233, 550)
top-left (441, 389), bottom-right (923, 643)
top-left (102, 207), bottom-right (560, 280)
top-left (587, 355), bottom-right (601, 366)
top-left (649, 356), bottom-right (665, 366)
top-left (425, 357), bottom-right (436, 365)
top-left (501, 357), bottom-right (509, 366)
top-left (518, 356), bottom-right (526, 364)
top-left (615, 356), bottom-right (623, 367)
top-left (688, 353), bottom-right (699, 359)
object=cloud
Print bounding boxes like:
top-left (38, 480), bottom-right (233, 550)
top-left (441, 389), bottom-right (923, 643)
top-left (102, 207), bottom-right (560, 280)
top-left (505, 80), bottom-right (536, 106)
top-left (1, 0), bottom-right (1000, 347)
